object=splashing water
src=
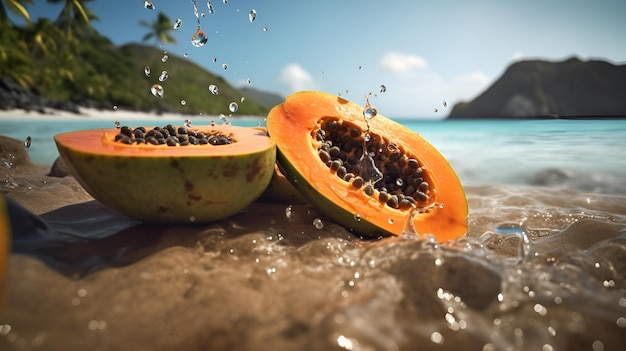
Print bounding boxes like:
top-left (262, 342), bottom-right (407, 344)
top-left (228, 102), bottom-right (239, 113)
top-left (173, 19), bottom-right (182, 29)
top-left (379, 84), bottom-right (387, 94)
top-left (191, 28), bottom-right (208, 47)
top-left (363, 93), bottom-right (377, 120)
top-left (208, 84), bottom-right (219, 95)
top-left (207, 1), bottom-right (215, 14)
top-left (150, 84), bottom-right (164, 98)
top-left (144, 1), bottom-right (155, 10)
top-left (249, 9), bottom-right (257, 22)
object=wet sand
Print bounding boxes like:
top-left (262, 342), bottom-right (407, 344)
top-left (1, 135), bottom-right (625, 351)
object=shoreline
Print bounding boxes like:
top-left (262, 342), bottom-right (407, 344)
top-left (0, 107), bottom-right (266, 121)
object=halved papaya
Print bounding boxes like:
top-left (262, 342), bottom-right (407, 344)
top-left (54, 124), bottom-right (275, 223)
top-left (266, 91), bottom-right (467, 241)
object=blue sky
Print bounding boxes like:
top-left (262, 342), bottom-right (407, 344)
top-left (18, 0), bottom-right (626, 118)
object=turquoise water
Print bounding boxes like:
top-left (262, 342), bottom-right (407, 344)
top-left (2, 116), bottom-right (625, 194)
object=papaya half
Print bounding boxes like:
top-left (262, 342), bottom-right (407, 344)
top-left (266, 91), bottom-right (467, 241)
top-left (54, 124), bottom-right (275, 223)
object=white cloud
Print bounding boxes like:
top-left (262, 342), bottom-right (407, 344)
top-left (380, 52), bottom-right (428, 74)
top-left (279, 63), bottom-right (316, 92)
top-left (369, 69), bottom-right (491, 118)
top-left (512, 51), bottom-right (525, 61)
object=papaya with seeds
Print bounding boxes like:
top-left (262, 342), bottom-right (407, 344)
top-left (54, 125), bottom-right (275, 223)
top-left (266, 91), bottom-right (468, 241)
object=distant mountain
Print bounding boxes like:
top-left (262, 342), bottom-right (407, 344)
top-left (448, 57), bottom-right (626, 118)
top-left (239, 87), bottom-right (285, 108)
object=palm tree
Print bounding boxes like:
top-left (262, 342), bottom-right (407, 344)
top-left (46, 0), bottom-right (98, 50)
top-left (0, 0), bottom-right (33, 24)
top-left (139, 12), bottom-right (178, 46)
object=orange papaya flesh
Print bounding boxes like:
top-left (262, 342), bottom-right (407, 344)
top-left (54, 125), bottom-right (275, 223)
top-left (266, 91), bottom-right (468, 241)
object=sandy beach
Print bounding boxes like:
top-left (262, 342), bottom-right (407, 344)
top-left (1, 130), bottom-right (625, 351)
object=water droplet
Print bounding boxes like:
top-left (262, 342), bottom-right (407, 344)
top-left (285, 205), bottom-right (292, 219)
top-left (150, 84), bottom-right (164, 98)
top-left (144, 66), bottom-right (151, 77)
top-left (144, 1), bottom-right (155, 10)
top-left (208, 84), bottom-right (219, 95)
top-left (191, 28), bottom-right (208, 47)
top-left (180, 99), bottom-right (187, 106)
top-left (353, 213), bottom-right (361, 222)
top-left (363, 107), bottom-right (377, 119)
top-left (207, 1), bottom-right (215, 14)
top-left (161, 54), bottom-right (168, 63)
top-left (212, 57), bottom-right (217, 63)
top-left (434, 107), bottom-right (439, 113)
top-left (1, 159), bottom-right (11, 169)
top-left (430, 332), bottom-right (444, 345)
top-left (388, 218), bottom-right (394, 224)
top-left (112, 105), bottom-right (118, 111)
top-left (114, 121), bottom-right (121, 129)
top-left (228, 102), bottom-right (239, 113)
top-left (222, 63), bottom-right (228, 70)
top-left (173, 18), bottom-right (182, 29)
top-left (223, 0), bottom-right (228, 4)
top-left (24, 136), bottom-right (31, 148)
top-left (379, 84), bottom-right (387, 93)
top-left (240, 96), bottom-right (245, 103)
top-left (249, 9), bottom-right (256, 22)
top-left (313, 218), bottom-right (324, 229)
top-left (183, 52), bottom-right (188, 57)
top-left (219, 114), bottom-right (228, 124)
top-left (443, 100), bottom-right (447, 108)
top-left (158, 70), bottom-right (168, 82)
top-left (246, 78), bottom-right (252, 84)
top-left (396, 178), bottom-right (404, 187)
top-left (387, 143), bottom-right (397, 152)
top-left (262, 26), bottom-right (268, 32)
top-left (364, 132), bottom-right (371, 142)
top-left (184, 119), bottom-right (192, 128)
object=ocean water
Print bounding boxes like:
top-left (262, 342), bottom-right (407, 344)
top-left (2, 115), bottom-right (626, 194)
top-left (1, 115), bottom-right (626, 350)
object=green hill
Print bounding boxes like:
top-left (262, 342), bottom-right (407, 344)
top-left (448, 57), bottom-right (626, 118)
top-left (0, 19), bottom-right (275, 116)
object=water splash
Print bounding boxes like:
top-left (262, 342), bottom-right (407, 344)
top-left (173, 19), bottom-right (182, 29)
top-left (492, 223), bottom-right (534, 261)
top-left (150, 84), bottom-right (164, 98)
top-left (249, 9), bottom-right (257, 22)
top-left (191, 28), bottom-right (208, 47)
top-left (228, 102), bottom-right (239, 113)
top-left (379, 84), bottom-right (387, 94)
top-left (208, 84), bottom-right (219, 95)
top-left (144, 1), bottom-right (155, 10)
top-left (207, 1), bottom-right (215, 14)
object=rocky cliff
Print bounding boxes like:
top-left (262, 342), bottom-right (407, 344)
top-left (448, 57), bottom-right (626, 118)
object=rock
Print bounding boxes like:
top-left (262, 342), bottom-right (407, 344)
top-left (448, 57), bottom-right (626, 118)
top-left (48, 157), bottom-right (70, 177)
